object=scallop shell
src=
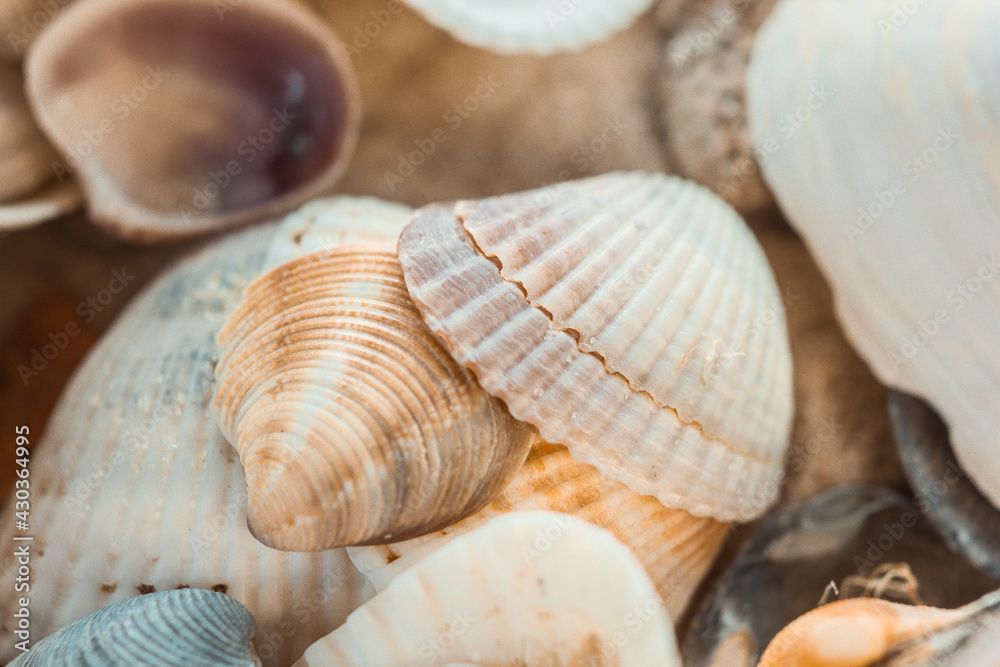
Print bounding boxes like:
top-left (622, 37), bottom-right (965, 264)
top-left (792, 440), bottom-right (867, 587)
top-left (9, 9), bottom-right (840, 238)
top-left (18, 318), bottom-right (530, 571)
top-left (759, 589), bottom-right (1000, 667)
top-left (298, 511), bottom-right (682, 666)
top-left (401, 0), bottom-right (658, 54)
top-left (396, 171), bottom-right (794, 522)
top-left (24, 0), bottom-right (360, 243)
top-left (0, 61), bottom-right (82, 228)
top-left (348, 441), bottom-right (729, 620)
top-left (10, 589), bottom-right (260, 666)
top-left (215, 244), bottom-right (536, 549)
top-left (747, 0), bottom-right (1000, 510)
top-left (0, 203), bottom-right (407, 666)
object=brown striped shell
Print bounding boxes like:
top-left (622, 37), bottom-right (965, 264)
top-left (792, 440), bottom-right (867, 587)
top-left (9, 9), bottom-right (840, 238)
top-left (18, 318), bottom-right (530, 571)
top-left (348, 441), bottom-right (729, 620)
top-left (396, 172), bottom-right (794, 522)
top-left (213, 244), bottom-right (536, 550)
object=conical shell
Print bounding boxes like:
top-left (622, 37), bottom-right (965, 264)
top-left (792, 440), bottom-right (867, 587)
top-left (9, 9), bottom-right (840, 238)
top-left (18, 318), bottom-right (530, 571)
top-left (760, 590), bottom-right (1000, 667)
top-left (348, 441), bottom-right (729, 620)
top-left (10, 589), bottom-right (260, 666)
top-left (396, 172), bottom-right (794, 522)
top-left (214, 245), bottom-right (536, 549)
top-left (747, 0), bottom-right (1000, 511)
top-left (401, 0), bottom-right (658, 55)
top-left (0, 206), bottom-right (395, 666)
top-left (24, 0), bottom-right (360, 242)
top-left (298, 511), bottom-right (682, 667)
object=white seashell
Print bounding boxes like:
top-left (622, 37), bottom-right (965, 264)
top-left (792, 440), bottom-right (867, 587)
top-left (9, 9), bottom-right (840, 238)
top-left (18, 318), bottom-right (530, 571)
top-left (0, 201), bottom-right (406, 665)
top-left (397, 172), bottom-right (794, 522)
top-left (401, 0), bottom-right (658, 54)
top-left (760, 589), bottom-right (1000, 667)
top-left (0, 179), bottom-right (83, 230)
top-left (214, 244), bottom-right (536, 549)
top-left (24, 0), bottom-right (360, 243)
top-left (348, 441), bottom-right (729, 620)
top-left (263, 196), bottom-right (412, 271)
top-left (10, 589), bottom-right (260, 666)
top-left (298, 511), bottom-right (682, 666)
top-left (746, 0), bottom-right (1000, 509)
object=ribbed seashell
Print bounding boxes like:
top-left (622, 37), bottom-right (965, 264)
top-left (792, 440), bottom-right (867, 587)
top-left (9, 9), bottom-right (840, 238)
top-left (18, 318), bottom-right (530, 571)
top-left (214, 245), bottom-right (536, 550)
top-left (401, 0), bottom-right (658, 54)
top-left (0, 203), bottom-right (404, 666)
top-left (0, 61), bottom-right (82, 229)
top-left (10, 589), bottom-right (260, 666)
top-left (759, 589), bottom-right (1000, 667)
top-left (24, 0), bottom-right (360, 243)
top-left (396, 171), bottom-right (794, 522)
top-left (747, 0), bottom-right (1000, 511)
top-left (298, 511), bottom-right (682, 666)
top-left (348, 441), bottom-right (729, 620)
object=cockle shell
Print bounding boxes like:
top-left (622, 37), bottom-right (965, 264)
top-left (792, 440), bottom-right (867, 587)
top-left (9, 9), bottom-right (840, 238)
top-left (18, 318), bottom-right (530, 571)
top-left (0, 199), bottom-right (420, 665)
top-left (298, 511), bottom-right (682, 666)
top-left (214, 245), bottom-right (536, 550)
top-left (0, 61), bottom-right (82, 229)
top-left (746, 0), bottom-right (1000, 511)
top-left (24, 0), bottom-right (360, 242)
top-left (348, 441), bottom-right (729, 620)
top-left (759, 589), bottom-right (1000, 667)
top-left (400, 0), bottom-right (658, 54)
top-left (10, 589), bottom-right (260, 666)
top-left (396, 171), bottom-right (794, 522)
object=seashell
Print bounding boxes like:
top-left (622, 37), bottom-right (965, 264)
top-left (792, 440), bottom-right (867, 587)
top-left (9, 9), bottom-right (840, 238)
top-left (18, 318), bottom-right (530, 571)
top-left (24, 0), bottom-right (360, 243)
top-left (888, 390), bottom-right (1000, 581)
top-left (0, 0), bottom-right (75, 63)
top-left (348, 441), bottom-right (729, 620)
top-left (214, 244), bottom-right (536, 550)
top-left (400, 0), bottom-right (658, 55)
top-left (0, 203), bottom-right (402, 666)
top-left (0, 61), bottom-right (82, 229)
top-left (396, 171), bottom-right (794, 523)
top-left (297, 511), bottom-right (682, 666)
top-left (746, 0), bottom-right (1000, 510)
top-left (657, 0), bottom-right (778, 213)
top-left (684, 485), bottom-right (997, 666)
top-left (759, 589), bottom-right (1000, 667)
top-left (10, 589), bottom-right (260, 666)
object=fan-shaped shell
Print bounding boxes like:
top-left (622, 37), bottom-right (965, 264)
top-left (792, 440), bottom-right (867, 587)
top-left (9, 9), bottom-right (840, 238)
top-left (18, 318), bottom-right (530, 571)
top-left (348, 441), bottom-right (728, 620)
top-left (214, 245), bottom-right (535, 549)
top-left (298, 511), bottom-right (682, 666)
top-left (396, 172), bottom-right (794, 522)
top-left (401, 0), bottom-right (658, 54)
top-left (747, 0), bottom-right (1000, 510)
top-left (0, 204), bottom-right (399, 666)
top-left (24, 0), bottom-right (359, 242)
top-left (10, 589), bottom-right (260, 666)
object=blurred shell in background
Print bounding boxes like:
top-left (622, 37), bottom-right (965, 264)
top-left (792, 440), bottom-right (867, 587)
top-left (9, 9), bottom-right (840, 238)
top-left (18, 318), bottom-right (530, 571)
top-left (25, 0), bottom-right (360, 242)
top-left (0, 62), bottom-right (81, 229)
top-left (10, 589), bottom-right (260, 667)
top-left (299, 512), bottom-right (682, 666)
top-left (348, 441), bottom-right (729, 621)
top-left (747, 0), bottom-right (1000, 511)
top-left (214, 244), bottom-right (536, 550)
top-left (0, 204), bottom-right (405, 666)
top-left (397, 172), bottom-right (794, 523)
top-left (399, 0), bottom-right (665, 55)
top-left (0, 0), bottom-right (74, 63)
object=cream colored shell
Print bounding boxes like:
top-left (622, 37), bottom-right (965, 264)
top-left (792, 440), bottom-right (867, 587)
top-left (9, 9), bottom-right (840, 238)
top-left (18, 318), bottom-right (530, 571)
top-left (348, 441), bottom-right (729, 620)
top-left (214, 245), bottom-right (536, 549)
top-left (298, 511), bottom-right (682, 666)
top-left (0, 219), bottom-right (379, 667)
top-left (401, 0), bottom-right (658, 54)
top-left (397, 172), bottom-right (794, 522)
top-left (747, 0), bottom-right (1000, 510)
